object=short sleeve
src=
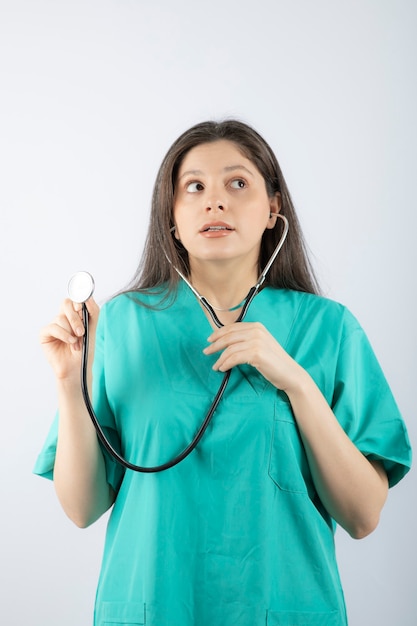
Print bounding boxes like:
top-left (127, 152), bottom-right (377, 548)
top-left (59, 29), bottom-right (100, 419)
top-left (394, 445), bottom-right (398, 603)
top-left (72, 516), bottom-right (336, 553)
top-left (331, 309), bottom-right (412, 487)
top-left (33, 304), bottom-right (126, 494)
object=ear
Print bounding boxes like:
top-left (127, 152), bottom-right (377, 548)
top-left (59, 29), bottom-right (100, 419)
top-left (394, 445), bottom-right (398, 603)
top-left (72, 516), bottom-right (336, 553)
top-left (266, 193), bottom-right (281, 229)
top-left (170, 225), bottom-right (181, 241)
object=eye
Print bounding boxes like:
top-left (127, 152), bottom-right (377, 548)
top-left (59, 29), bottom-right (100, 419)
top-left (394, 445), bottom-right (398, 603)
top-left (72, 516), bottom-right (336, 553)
top-left (230, 178), bottom-right (246, 189)
top-left (186, 181), bottom-right (204, 193)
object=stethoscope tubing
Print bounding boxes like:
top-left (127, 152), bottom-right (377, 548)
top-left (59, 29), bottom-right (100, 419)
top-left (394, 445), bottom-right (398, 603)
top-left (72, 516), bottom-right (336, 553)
top-left (80, 289), bottom-right (255, 473)
top-left (79, 214), bottom-right (288, 473)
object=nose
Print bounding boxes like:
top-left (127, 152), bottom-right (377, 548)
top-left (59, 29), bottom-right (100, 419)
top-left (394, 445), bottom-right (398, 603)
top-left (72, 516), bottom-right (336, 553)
top-left (205, 181), bottom-right (227, 212)
top-left (206, 199), bottom-right (226, 212)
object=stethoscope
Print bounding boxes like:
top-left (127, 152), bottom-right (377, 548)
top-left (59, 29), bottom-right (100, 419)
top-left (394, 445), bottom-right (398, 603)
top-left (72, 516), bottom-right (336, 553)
top-left (67, 214), bottom-right (289, 473)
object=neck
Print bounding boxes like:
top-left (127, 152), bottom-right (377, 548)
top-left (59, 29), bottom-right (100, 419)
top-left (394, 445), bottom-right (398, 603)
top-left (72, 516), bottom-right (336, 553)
top-left (189, 259), bottom-right (258, 311)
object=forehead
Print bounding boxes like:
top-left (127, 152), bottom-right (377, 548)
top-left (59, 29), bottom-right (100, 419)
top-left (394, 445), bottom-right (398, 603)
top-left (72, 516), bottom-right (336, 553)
top-left (178, 139), bottom-right (257, 175)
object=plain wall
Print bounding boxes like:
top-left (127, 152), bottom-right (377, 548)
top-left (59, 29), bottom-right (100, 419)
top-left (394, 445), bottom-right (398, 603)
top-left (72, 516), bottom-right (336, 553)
top-left (0, 1), bottom-right (415, 624)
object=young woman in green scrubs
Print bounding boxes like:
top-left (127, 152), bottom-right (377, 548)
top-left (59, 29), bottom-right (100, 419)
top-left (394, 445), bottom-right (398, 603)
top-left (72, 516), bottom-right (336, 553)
top-left (36, 120), bottom-right (412, 625)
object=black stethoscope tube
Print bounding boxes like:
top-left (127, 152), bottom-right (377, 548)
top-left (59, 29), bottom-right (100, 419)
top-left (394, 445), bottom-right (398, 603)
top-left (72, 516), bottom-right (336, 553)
top-left (78, 214), bottom-right (288, 473)
top-left (80, 287), bottom-right (257, 473)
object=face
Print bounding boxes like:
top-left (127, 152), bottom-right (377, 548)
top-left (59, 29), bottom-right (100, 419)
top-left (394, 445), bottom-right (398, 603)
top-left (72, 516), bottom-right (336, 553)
top-left (173, 140), bottom-right (280, 274)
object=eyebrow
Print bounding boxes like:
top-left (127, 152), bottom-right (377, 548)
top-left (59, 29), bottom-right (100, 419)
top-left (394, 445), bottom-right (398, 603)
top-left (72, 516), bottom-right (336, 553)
top-left (178, 164), bottom-right (255, 180)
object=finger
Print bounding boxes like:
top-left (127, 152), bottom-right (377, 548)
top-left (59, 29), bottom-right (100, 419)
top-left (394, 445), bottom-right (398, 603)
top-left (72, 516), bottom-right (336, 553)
top-left (207, 321), bottom-right (264, 343)
top-left (207, 322), bottom-right (248, 342)
top-left (204, 327), bottom-right (258, 355)
top-left (40, 320), bottom-right (79, 346)
top-left (84, 296), bottom-right (100, 327)
top-left (60, 298), bottom-right (86, 338)
top-left (213, 344), bottom-right (253, 372)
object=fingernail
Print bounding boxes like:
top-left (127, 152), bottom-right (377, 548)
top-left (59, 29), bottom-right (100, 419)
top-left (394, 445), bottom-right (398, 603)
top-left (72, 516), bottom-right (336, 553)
top-left (76, 326), bottom-right (84, 336)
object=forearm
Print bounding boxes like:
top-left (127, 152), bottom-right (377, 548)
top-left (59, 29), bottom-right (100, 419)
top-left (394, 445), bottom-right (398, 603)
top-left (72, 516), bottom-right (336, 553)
top-left (54, 379), bottom-right (114, 528)
top-left (286, 369), bottom-right (388, 539)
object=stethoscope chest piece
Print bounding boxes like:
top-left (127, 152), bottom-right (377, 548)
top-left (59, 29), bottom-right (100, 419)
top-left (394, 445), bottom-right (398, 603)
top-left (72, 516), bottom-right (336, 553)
top-left (68, 271), bottom-right (95, 304)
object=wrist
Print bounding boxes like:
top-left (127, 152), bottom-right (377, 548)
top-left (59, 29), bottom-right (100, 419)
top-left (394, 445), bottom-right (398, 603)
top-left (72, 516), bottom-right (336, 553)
top-left (282, 365), bottom-right (314, 400)
top-left (56, 375), bottom-right (82, 394)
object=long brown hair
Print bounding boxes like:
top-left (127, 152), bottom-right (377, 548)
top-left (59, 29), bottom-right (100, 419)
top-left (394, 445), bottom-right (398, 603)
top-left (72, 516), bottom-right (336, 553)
top-left (125, 119), bottom-right (320, 297)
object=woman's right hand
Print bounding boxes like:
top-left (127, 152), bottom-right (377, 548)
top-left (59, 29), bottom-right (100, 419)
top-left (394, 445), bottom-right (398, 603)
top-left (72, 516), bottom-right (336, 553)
top-left (42, 296), bottom-right (113, 527)
top-left (40, 297), bottom-right (100, 382)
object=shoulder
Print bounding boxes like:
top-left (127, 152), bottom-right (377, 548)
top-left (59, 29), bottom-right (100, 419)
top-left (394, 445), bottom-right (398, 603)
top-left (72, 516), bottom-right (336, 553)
top-left (101, 284), bottom-right (177, 314)
top-left (98, 283), bottom-right (190, 330)
top-left (263, 288), bottom-right (366, 345)
top-left (264, 287), bottom-right (354, 321)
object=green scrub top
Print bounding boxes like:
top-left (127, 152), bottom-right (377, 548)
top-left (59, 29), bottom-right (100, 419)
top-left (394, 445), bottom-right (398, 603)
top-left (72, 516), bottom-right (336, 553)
top-left (34, 283), bottom-right (412, 626)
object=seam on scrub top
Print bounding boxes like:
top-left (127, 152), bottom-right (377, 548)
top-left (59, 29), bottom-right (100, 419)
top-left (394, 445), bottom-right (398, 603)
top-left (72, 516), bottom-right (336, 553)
top-left (282, 292), bottom-right (308, 350)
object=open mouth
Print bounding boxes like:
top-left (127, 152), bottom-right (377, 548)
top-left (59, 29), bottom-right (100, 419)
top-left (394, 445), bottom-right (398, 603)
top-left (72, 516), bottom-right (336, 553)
top-left (200, 221), bottom-right (234, 233)
top-left (202, 225), bottom-right (233, 232)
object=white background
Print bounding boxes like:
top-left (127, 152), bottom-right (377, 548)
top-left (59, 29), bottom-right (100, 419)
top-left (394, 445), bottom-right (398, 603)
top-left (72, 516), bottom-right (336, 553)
top-left (0, 1), bottom-right (415, 624)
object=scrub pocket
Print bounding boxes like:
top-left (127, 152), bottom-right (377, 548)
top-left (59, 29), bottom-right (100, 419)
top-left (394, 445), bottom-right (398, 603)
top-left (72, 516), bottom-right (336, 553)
top-left (268, 395), bottom-right (310, 495)
top-left (98, 601), bottom-right (145, 625)
top-left (267, 609), bottom-right (340, 625)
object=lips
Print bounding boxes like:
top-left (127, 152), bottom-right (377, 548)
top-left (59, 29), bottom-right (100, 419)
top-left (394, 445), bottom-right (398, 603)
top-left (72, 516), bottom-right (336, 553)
top-left (200, 221), bottom-right (234, 233)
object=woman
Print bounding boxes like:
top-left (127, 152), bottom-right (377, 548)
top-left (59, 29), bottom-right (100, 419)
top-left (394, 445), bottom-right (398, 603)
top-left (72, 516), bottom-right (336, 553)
top-left (35, 120), bottom-right (412, 625)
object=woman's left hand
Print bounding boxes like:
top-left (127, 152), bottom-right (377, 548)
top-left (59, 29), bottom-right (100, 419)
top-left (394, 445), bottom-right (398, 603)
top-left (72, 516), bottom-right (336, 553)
top-left (203, 321), bottom-right (304, 392)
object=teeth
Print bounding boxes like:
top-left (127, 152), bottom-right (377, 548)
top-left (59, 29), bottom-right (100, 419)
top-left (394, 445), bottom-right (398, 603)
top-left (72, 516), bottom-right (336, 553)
top-left (207, 226), bottom-right (228, 231)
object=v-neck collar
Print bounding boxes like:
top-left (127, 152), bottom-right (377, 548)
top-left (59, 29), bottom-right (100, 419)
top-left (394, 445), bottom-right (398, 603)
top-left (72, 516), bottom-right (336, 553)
top-left (171, 280), bottom-right (278, 398)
